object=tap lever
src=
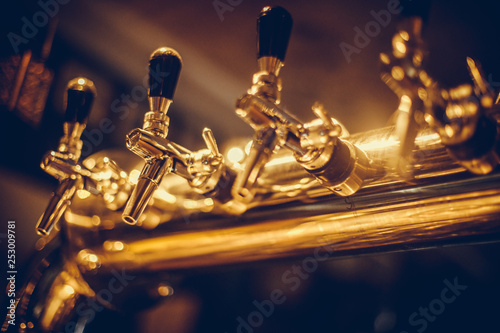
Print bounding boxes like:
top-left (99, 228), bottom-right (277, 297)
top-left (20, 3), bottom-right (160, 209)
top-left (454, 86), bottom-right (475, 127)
top-left (184, 128), bottom-right (222, 178)
top-left (202, 128), bottom-right (220, 157)
top-left (312, 103), bottom-right (342, 138)
top-left (295, 103), bottom-right (344, 154)
top-left (185, 128), bottom-right (228, 195)
top-left (466, 57), bottom-right (496, 108)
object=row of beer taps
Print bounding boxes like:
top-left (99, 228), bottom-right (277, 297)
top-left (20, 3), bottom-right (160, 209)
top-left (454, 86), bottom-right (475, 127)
top-left (36, 5), bottom-right (500, 235)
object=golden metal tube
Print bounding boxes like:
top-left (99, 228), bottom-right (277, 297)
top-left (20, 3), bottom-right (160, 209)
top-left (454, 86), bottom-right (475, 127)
top-left (62, 126), bottom-right (499, 276)
top-left (232, 127), bottom-right (278, 202)
top-left (122, 157), bottom-right (173, 225)
top-left (73, 170), bottom-right (500, 274)
top-left (36, 177), bottom-right (78, 236)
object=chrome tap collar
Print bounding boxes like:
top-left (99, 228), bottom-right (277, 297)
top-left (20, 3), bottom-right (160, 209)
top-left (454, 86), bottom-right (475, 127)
top-left (257, 56), bottom-right (283, 77)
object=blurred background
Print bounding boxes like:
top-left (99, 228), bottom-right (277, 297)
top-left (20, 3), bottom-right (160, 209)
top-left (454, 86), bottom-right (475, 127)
top-left (1, 0), bottom-right (500, 332)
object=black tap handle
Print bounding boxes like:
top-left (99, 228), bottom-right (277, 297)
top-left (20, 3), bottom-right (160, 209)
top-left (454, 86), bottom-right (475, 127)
top-left (148, 47), bottom-right (183, 100)
top-left (257, 6), bottom-right (293, 62)
top-left (64, 77), bottom-right (96, 124)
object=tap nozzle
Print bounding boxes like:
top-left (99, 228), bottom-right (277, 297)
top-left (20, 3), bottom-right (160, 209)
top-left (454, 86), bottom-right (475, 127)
top-left (122, 158), bottom-right (172, 225)
top-left (232, 127), bottom-right (278, 201)
top-left (36, 178), bottom-right (79, 236)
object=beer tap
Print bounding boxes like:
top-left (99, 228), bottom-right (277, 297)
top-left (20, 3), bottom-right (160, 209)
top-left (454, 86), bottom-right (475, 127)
top-left (378, 0), bottom-right (433, 178)
top-left (122, 47), bottom-right (228, 225)
top-left (37, 78), bottom-right (129, 235)
top-left (422, 58), bottom-right (500, 174)
top-left (232, 6), bottom-right (296, 201)
top-left (233, 6), bottom-right (375, 202)
top-left (380, 0), bottom-right (499, 176)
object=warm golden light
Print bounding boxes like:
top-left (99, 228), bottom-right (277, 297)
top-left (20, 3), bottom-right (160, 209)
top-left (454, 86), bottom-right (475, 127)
top-left (395, 41), bottom-right (407, 54)
top-left (449, 84), bottom-right (472, 100)
top-left (391, 66), bottom-right (405, 81)
top-left (417, 87), bottom-right (427, 100)
top-left (227, 147), bottom-right (245, 163)
top-left (129, 169), bottom-right (141, 184)
top-left (77, 249), bottom-right (102, 270)
top-left (63, 285), bottom-right (75, 296)
top-left (156, 189), bottom-right (177, 204)
top-left (77, 189), bottom-right (91, 199)
top-left (446, 104), bottom-right (464, 119)
top-left (413, 53), bottom-right (423, 66)
top-left (357, 138), bottom-right (398, 151)
top-left (157, 284), bottom-right (174, 297)
top-left (400, 30), bottom-right (409, 41)
top-left (92, 215), bottom-right (101, 226)
top-left (35, 238), bottom-right (47, 251)
top-left (104, 241), bottom-right (125, 252)
top-left (445, 124), bottom-right (455, 137)
top-left (16, 7), bottom-right (500, 333)
top-left (183, 200), bottom-right (199, 209)
top-left (244, 141), bottom-right (252, 155)
top-left (399, 95), bottom-right (412, 113)
top-left (99, 169), bottom-right (113, 180)
top-left (380, 53), bottom-right (390, 65)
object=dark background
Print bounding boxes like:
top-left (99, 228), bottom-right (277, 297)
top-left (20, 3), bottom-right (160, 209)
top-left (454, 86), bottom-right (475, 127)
top-left (1, 0), bottom-right (500, 332)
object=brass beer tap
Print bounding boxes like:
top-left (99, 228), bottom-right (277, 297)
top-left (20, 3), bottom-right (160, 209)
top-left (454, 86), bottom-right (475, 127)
top-left (122, 47), bottom-right (229, 224)
top-left (422, 58), bottom-right (500, 174)
top-left (380, 1), bottom-right (500, 176)
top-left (234, 6), bottom-right (376, 201)
top-left (37, 78), bottom-right (129, 235)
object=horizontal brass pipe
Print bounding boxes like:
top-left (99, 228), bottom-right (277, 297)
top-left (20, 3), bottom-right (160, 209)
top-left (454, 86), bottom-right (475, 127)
top-left (83, 172), bottom-right (500, 273)
top-left (64, 126), bottom-right (500, 275)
